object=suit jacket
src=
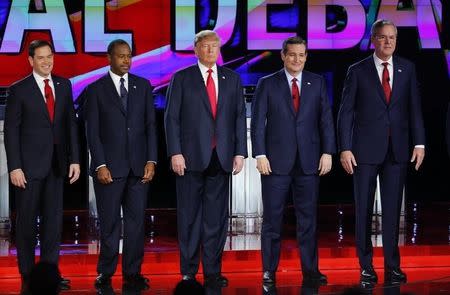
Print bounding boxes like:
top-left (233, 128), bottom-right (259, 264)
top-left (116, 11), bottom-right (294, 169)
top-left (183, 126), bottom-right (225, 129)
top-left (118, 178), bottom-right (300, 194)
top-left (85, 73), bottom-right (157, 177)
top-left (446, 102), bottom-right (450, 158)
top-left (251, 69), bottom-right (336, 175)
top-left (337, 55), bottom-right (425, 164)
top-left (164, 64), bottom-right (247, 172)
top-left (4, 74), bottom-right (79, 179)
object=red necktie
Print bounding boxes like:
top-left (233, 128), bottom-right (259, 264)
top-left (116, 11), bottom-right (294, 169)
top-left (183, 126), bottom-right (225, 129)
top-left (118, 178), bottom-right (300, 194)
top-left (206, 69), bottom-right (217, 119)
top-left (292, 78), bottom-right (300, 113)
top-left (44, 79), bottom-right (55, 122)
top-left (206, 69), bottom-right (217, 148)
top-left (382, 62), bottom-right (391, 104)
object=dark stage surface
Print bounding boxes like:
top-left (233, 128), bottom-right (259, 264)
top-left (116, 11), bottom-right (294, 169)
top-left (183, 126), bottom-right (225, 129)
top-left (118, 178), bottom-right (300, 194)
top-left (0, 202), bottom-right (449, 294)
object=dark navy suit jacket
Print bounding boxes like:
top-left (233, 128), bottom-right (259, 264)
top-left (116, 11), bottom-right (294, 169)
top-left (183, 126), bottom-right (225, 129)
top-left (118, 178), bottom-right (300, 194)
top-left (251, 69), bottom-right (336, 175)
top-left (164, 64), bottom-right (247, 172)
top-left (85, 73), bottom-right (157, 177)
top-left (4, 74), bottom-right (79, 179)
top-left (337, 56), bottom-right (425, 164)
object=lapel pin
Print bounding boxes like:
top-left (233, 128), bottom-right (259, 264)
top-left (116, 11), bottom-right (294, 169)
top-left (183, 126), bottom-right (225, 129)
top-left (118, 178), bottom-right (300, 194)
top-left (222, 76), bottom-right (225, 79)
top-left (398, 69), bottom-right (402, 72)
top-left (56, 82), bottom-right (60, 85)
top-left (133, 85), bottom-right (137, 89)
top-left (307, 82), bottom-right (311, 85)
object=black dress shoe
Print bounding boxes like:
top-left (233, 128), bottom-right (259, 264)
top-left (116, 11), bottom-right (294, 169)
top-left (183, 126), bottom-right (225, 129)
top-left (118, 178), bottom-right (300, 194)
top-left (182, 274), bottom-right (196, 281)
top-left (59, 276), bottom-right (71, 290)
top-left (262, 271), bottom-right (275, 285)
top-left (95, 274), bottom-right (112, 287)
top-left (204, 274), bottom-right (228, 287)
top-left (360, 266), bottom-right (378, 283)
top-left (123, 273), bottom-right (150, 290)
top-left (385, 268), bottom-right (407, 283)
top-left (303, 271), bottom-right (327, 285)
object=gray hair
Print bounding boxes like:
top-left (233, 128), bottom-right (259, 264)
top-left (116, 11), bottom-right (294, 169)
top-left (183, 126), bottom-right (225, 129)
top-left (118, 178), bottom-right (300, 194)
top-left (194, 30), bottom-right (220, 46)
top-left (371, 19), bottom-right (398, 37)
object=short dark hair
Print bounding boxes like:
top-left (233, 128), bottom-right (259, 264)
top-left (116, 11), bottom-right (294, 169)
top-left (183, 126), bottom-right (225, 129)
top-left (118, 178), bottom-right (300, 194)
top-left (371, 19), bottom-right (397, 37)
top-left (282, 36), bottom-right (307, 55)
top-left (107, 39), bottom-right (131, 55)
top-left (28, 40), bottom-right (54, 57)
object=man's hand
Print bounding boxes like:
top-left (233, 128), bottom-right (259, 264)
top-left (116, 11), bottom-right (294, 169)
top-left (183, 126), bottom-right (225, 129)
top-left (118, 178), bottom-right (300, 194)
top-left (171, 154), bottom-right (186, 176)
top-left (68, 164), bottom-right (80, 184)
top-left (318, 154), bottom-right (332, 176)
top-left (97, 166), bottom-right (113, 184)
top-left (232, 156), bottom-right (244, 175)
top-left (411, 147), bottom-right (425, 171)
top-left (256, 156), bottom-right (272, 175)
top-left (340, 150), bottom-right (357, 174)
top-left (10, 169), bottom-right (27, 188)
top-left (142, 162), bottom-right (156, 183)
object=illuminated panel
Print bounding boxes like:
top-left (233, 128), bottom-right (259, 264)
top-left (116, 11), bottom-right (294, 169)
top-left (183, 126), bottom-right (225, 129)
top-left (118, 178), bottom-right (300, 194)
top-left (377, 0), bottom-right (441, 48)
top-left (248, 0), bottom-right (296, 50)
top-left (84, 0), bottom-right (132, 52)
top-left (307, 0), bottom-right (366, 49)
top-left (0, 0), bottom-right (75, 53)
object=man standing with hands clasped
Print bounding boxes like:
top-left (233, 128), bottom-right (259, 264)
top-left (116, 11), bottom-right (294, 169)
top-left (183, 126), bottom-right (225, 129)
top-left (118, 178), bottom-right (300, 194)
top-left (85, 39), bottom-right (157, 290)
top-left (251, 36), bottom-right (336, 286)
top-left (337, 20), bottom-right (425, 285)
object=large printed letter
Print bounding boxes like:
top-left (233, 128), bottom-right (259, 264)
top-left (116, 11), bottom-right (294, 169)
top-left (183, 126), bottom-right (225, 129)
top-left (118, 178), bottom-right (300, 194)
top-left (84, 0), bottom-right (132, 52)
top-left (0, 0), bottom-right (75, 53)
top-left (307, 0), bottom-right (366, 49)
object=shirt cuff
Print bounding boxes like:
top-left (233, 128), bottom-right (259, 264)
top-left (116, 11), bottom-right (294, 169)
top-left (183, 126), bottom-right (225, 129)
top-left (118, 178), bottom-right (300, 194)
top-left (255, 155), bottom-right (266, 158)
top-left (414, 145), bottom-right (425, 149)
top-left (95, 164), bottom-right (106, 171)
top-left (147, 161), bottom-right (157, 164)
top-left (234, 155), bottom-right (245, 159)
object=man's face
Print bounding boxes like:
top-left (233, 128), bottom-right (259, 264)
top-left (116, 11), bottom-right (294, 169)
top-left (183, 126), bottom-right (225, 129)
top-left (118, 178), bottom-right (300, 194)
top-left (194, 36), bottom-right (221, 68)
top-left (28, 45), bottom-right (53, 77)
top-left (108, 44), bottom-right (132, 76)
top-left (281, 43), bottom-right (307, 76)
top-left (371, 24), bottom-right (397, 61)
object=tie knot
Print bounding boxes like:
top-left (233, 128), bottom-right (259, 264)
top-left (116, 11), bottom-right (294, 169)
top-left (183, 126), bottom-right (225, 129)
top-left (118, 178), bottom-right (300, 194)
top-left (120, 77), bottom-right (125, 84)
top-left (207, 69), bottom-right (213, 74)
top-left (292, 78), bottom-right (297, 83)
top-left (44, 79), bottom-right (50, 85)
top-left (382, 62), bottom-right (389, 68)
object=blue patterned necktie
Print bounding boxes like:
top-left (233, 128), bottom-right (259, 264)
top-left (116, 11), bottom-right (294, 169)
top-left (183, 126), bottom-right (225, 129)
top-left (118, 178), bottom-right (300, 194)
top-left (120, 77), bottom-right (128, 111)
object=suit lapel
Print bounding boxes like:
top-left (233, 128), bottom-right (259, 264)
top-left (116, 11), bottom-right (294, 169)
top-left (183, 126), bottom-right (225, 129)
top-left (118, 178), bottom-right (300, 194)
top-left (53, 76), bottom-right (64, 123)
top-left (29, 75), bottom-right (52, 123)
top-left (216, 66), bottom-right (226, 114)
top-left (390, 56), bottom-right (403, 106)
top-left (127, 74), bottom-right (137, 115)
top-left (194, 65), bottom-right (214, 117)
top-left (276, 69), bottom-right (296, 116)
top-left (298, 71), bottom-right (312, 121)
top-left (367, 58), bottom-right (388, 106)
top-left (104, 74), bottom-right (126, 116)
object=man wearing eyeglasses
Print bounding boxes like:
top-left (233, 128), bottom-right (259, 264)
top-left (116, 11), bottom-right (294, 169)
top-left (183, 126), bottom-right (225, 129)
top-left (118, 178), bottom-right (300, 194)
top-left (337, 19), bottom-right (425, 285)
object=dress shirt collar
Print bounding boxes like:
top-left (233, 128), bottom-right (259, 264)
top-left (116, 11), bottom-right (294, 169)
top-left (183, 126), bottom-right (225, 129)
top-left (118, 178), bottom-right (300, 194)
top-left (198, 61), bottom-right (217, 75)
top-left (32, 71), bottom-right (52, 85)
top-left (109, 70), bottom-right (128, 86)
top-left (373, 53), bottom-right (393, 67)
top-left (284, 68), bottom-right (302, 84)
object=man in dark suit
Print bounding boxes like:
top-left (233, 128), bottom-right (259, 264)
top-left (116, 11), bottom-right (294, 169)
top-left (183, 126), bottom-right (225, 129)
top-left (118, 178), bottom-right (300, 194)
top-left (84, 39), bottom-right (157, 289)
top-left (337, 20), bottom-right (426, 284)
top-left (4, 40), bottom-right (80, 290)
top-left (251, 36), bottom-right (335, 286)
top-left (164, 30), bottom-right (247, 287)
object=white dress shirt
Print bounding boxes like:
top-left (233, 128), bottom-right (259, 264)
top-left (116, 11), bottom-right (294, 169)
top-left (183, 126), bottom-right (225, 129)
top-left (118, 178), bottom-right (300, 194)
top-left (33, 71), bottom-right (55, 102)
top-left (284, 69), bottom-right (303, 95)
top-left (109, 70), bottom-right (128, 96)
top-left (198, 61), bottom-right (218, 100)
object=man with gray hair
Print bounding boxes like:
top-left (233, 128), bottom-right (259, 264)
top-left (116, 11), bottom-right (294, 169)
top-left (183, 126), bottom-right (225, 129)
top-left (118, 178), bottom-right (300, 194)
top-left (165, 30), bottom-right (247, 287)
top-left (338, 19), bottom-right (425, 285)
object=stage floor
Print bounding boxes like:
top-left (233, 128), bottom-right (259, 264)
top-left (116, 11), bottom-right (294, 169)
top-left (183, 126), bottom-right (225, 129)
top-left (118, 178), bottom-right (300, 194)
top-left (0, 202), bottom-right (449, 294)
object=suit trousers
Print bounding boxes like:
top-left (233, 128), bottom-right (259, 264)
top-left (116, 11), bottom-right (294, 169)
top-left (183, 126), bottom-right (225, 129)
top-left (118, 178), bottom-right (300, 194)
top-left (94, 172), bottom-right (149, 276)
top-left (261, 157), bottom-right (320, 273)
top-left (353, 141), bottom-right (407, 269)
top-left (176, 149), bottom-right (229, 276)
top-left (15, 152), bottom-right (64, 277)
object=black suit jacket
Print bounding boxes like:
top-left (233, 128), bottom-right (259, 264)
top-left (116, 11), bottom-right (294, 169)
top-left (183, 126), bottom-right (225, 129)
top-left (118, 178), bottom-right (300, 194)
top-left (85, 73), bottom-right (157, 177)
top-left (4, 74), bottom-right (79, 179)
top-left (164, 64), bottom-right (248, 172)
